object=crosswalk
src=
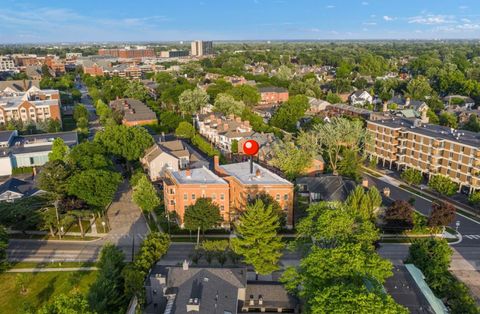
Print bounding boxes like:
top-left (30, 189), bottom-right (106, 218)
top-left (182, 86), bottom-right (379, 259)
top-left (464, 235), bottom-right (480, 240)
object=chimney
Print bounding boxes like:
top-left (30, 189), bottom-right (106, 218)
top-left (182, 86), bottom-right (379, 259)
top-left (421, 108), bottom-right (429, 124)
top-left (382, 100), bottom-right (388, 112)
top-left (405, 97), bottom-right (411, 107)
top-left (185, 168), bottom-right (191, 178)
top-left (182, 259), bottom-right (189, 270)
top-left (213, 155), bottom-right (221, 173)
top-left (255, 168), bottom-right (261, 178)
top-left (258, 295), bottom-right (263, 306)
top-left (249, 295), bottom-right (255, 306)
top-left (223, 124), bottom-right (229, 131)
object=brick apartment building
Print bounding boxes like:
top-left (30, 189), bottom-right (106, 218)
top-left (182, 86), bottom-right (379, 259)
top-left (0, 85), bottom-right (61, 126)
top-left (367, 118), bottom-right (480, 194)
top-left (109, 98), bottom-right (157, 126)
top-left (163, 157), bottom-right (294, 228)
top-left (44, 56), bottom-right (65, 74)
top-left (258, 87), bottom-right (289, 104)
top-left (98, 48), bottom-right (155, 59)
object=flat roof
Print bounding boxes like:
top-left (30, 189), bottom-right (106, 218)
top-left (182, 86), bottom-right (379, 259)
top-left (368, 118), bottom-right (480, 148)
top-left (220, 162), bottom-right (292, 186)
top-left (171, 166), bottom-right (227, 185)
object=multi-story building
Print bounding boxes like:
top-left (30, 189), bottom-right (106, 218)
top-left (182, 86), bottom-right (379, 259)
top-left (367, 117), bottom-right (480, 194)
top-left (98, 47), bottom-right (155, 59)
top-left (191, 40), bottom-right (213, 56)
top-left (0, 56), bottom-right (15, 72)
top-left (159, 50), bottom-right (189, 58)
top-left (44, 55), bottom-right (65, 74)
top-left (0, 86), bottom-right (61, 127)
top-left (12, 54), bottom-right (40, 67)
top-left (109, 98), bottom-right (157, 126)
top-left (258, 87), bottom-right (289, 104)
top-left (163, 167), bottom-right (231, 226)
top-left (163, 157), bottom-right (295, 228)
top-left (0, 130), bottom-right (78, 176)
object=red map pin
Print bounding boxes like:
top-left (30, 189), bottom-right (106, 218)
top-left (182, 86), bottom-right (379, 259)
top-left (243, 140), bottom-right (259, 156)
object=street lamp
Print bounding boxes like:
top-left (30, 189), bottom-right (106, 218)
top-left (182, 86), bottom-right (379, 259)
top-left (101, 221), bottom-right (106, 233)
top-left (455, 220), bottom-right (460, 232)
top-left (59, 226), bottom-right (64, 240)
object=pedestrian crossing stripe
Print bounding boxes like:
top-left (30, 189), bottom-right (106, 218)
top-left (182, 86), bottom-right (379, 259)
top-left (464, 235), bottom-right (480, 239)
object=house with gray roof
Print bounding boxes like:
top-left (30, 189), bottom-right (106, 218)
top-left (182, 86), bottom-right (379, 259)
top-left (296, 175), bottom-right (357, 203)
top-left (109, 98), bottom-right (157, 126)
top-left (0, 80), bottom-right (40, 93)
top-left (0, 177), bottom-right (42, 202)
top-left (349, 90), bottom-right (373, 106)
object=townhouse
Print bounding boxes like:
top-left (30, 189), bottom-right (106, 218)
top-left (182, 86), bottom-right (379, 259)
top-left (258, 87), bottom-right (289, 105)
top-left (0, 85), bottom-right (61, 126)
top-left (109, 98), bottom-right (157, 126)
top-left (367, 117), bottom-right (480, 193)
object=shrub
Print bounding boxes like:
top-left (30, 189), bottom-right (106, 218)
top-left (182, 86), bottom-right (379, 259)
top-left (428, 175), bottom-right (459, 196)
top-left (401, 168), bottom-right (422, 185)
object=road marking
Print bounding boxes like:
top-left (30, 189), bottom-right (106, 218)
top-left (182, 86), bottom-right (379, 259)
top-left (464, 235), bottom-right (480, 240)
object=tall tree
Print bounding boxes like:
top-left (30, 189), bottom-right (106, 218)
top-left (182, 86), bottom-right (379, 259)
top-left (213, 93), bottom-right (246, 116)
top-left (405, 76), bottom-right (433, 100)
top-left (95, 125), bottom-right (153, 161)
top-left (0, 225), bottom-right (8, 272)
top-left (401, 168), bottom-right (423, 185)
top-left (38, 291), bottom-right (93, 314)
top-left (132, 175), bottom-right (161, 213)
top-left (67, 170), bottom-right (121, 208)
top-left (232, 200), bottom-right (284, 275)
top-left (428, 200), bottom-right (456, 230)
top-left (48, 138), bottom-right (68, 161)
top-left (178, 88), bottom-right (210, 116)
top-left (175, 121), bottom-right (196, 139)
top-left (67, 142), bottom-right (111, 170)
top-left (270, 95), bottom-right (309, 132)
top-left (37, 160), bottom-right (72, 197)
top-left (183, 198), bottom-right (222, 234)
top-left (428, 175), bottom-right (459, 196)
top-left (227, 85), bottom-right (261, 107)
top-left (384, 200), bottom-right (414, 232)
top-left (270, 134), bottom-right (314, 180)
top-left (89, 244), bottom-right (126, 313)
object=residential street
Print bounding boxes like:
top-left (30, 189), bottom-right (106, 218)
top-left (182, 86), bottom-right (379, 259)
top-left (7, 180), bottom-right (149, 262)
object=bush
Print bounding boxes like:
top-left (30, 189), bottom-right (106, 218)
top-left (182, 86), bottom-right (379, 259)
top-left (401, 168), bottom-right (422, 185)
top-left (11, 167), bottom-right (34, 175)
top-left (191, 134), bottom-right (226, 163)
top-left (428, 175), bottom-right (459, 196)
top-left (468, 191), bottom-right (480, 206)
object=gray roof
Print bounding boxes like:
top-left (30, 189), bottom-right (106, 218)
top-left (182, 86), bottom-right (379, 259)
top-left (369, 118), bottom-right (480, 148)
top-left (0, 80), bottom-right (40, 92)
top-left (166, 267), bottom-right (247, 314)
top-left (0, 131), bottom-right (78, 155)
top-left (388, 96), bottom-right (427, 111)
top-left (109, 98), bottom-right (157, 122)
top-left (296, 175), bottom-right (357, 202)
top-left (0, 178), bottom-right (39, 197)
top-left (0, 130), bottom-right (15, 143)
top-left (220, 162), bottom-right (292, 186)
top-left (171, 167), bottom-right (227, 185)
top-left (244, 282), bottom-right (298, 310)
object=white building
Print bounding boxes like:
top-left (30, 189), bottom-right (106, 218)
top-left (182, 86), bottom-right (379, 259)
top-left (349, 90), bottom-right (373, 106)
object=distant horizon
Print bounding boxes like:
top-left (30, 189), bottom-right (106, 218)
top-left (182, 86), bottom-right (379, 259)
top-left (2, 0), bottom-right (480, 44)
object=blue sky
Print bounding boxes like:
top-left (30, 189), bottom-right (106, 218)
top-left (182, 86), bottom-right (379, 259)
top-left (1, 0), bottom-right (480, 43)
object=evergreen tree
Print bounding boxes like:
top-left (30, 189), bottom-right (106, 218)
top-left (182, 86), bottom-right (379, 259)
top-left (232, 200), bottom-right (284, 275)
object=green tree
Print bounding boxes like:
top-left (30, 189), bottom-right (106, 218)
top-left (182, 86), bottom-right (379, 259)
top-left (463, 115), bottom-right (480, 132)
top-left (37, 160), bottom-right (73, 196)
top-left (178, 87), bottom-right (210, 116)
top-left (206, 80), bottom-right (233, 101)
top-left (405, 76), bottom-right (432, 100)
top-left (232, 200), bottom-right (284, 275)
top-left (67, 142), bottom-right (111, 170)
top-left (468, 191), bottom-right (480, 206)
top-left (38, 291), bottom-right (93, 314)
top-left (132, 175), bottom-right (161, 212)
top-left (68, 169), bottom-right (122, 208)
top-left (48, 138), bottom-right (68, 161)
top-left (439, 111), bottom-right (458, 128)
top-left (183, 198), bottom-right (222, 234)
top-left (276, 65), bottom-right (294, 81)
top-left (401, 168), bottom-right (423, 185)
top-left (325, 91), bottom-right (342, 104)
top-left (428, 175), bottom-right (459, 196)
top-left (175, 121), bottom-right (196, 139)
top-left (270, 95), bottom-right (309, 132)
top-left (95, 125), bottom-right (153, 161)
top-left (89, 244), bottom-right (126, 313)
top-left (39, 207), bottom-right (58, 237)
top-left (214, 93), bottom-right (245, 116)
top-left (338, 148), bottom-right (363, 181)
top-left (124, 80), bottom-right (150, 102)
top-left (0, 225), bottom-right (7, 272)
top-left (270, 135), bottom-right (313, 179)
top-left (73, 104), bottom-right (89, 122)
top-left (384, 200), bottom-right (414, 232)
top-left (231, 139), bottom-right (239, 154)
top-left (133, 232), bottom-right (171, 274)
top-left (227, 85), bottom-right (261, 107)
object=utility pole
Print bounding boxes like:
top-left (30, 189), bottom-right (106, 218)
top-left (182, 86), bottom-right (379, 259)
top-left (196, 226), bottom-right (200, 248)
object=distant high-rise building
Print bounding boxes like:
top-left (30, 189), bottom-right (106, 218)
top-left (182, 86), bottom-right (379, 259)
top-left (190, 40), bottom-right (213, 56)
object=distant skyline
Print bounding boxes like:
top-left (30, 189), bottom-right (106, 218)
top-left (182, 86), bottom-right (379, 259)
top-left (1, 0), bottom-right (480, 43)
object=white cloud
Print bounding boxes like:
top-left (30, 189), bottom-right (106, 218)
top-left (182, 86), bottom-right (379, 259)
top-left (383, 16), bottom-right (395, 21)
top-left (408, 15), bottom-right (455, 25)
top-left (363, 22), bottom-right (377, 26)
top-left (459, 5), bottom-right (468, 10)
top-left (361, 1), bottom-right (369, 5)
top-left (457, 23), bottom-right (480, 30)
top-left (326, 5), bottom-right (335, 9)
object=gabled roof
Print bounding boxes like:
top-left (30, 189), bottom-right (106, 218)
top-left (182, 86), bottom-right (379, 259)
top-left (296, 175), bottom-right (357, 202)
top-left (0, 80), bottom-right (40, 92)
top-left (0, 178), bottom-right (39, 197)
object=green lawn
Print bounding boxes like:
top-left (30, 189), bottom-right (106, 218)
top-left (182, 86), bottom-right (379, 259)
top-left (8, 261), bottom-right (97, 269)
top-left (0, 270), bottom-right (97, 313)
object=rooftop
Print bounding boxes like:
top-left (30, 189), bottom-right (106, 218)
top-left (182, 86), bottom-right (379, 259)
top-left (369, 117), bottom-right (480, 148)
top-left (220, 162), bottom-right (292, 186)
top-left (0, 131), bottom-right (78, 156)
top-left (258, 86), bottom-right (288, 93)
top-left (109, 98), bottom-right (157, 122)
top-left (296, 175), bottom-right (357, 202)
top-left (171, 167), bottom-right (227, 185)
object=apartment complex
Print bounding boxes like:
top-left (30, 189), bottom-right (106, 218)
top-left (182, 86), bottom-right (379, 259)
top-left (98, 47), bottom-right (155, 59)
top-left (163, 157), bottom-right (294, 228)
top-left (0, 56), bottom-right (15, 71)
top-left (195, 113), bottom-right (254, 153)
top-left (109, 98), bottom-right (157, 126)
top-left (0, 86), bottom-right (61, 126)
top-left (159, 50), bottom-right (189, 58)
top-left (191, 40), bottom-right (214, 56)
top-left (258, 87), bottom-right (289, 104)
top-left (367, 118), bottom-right (480, 193)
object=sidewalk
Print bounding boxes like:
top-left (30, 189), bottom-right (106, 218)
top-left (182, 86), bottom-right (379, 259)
top-left (6, 267), bottom-right (98, 273)
top-left (450, 248), bottom-right (480, 305)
